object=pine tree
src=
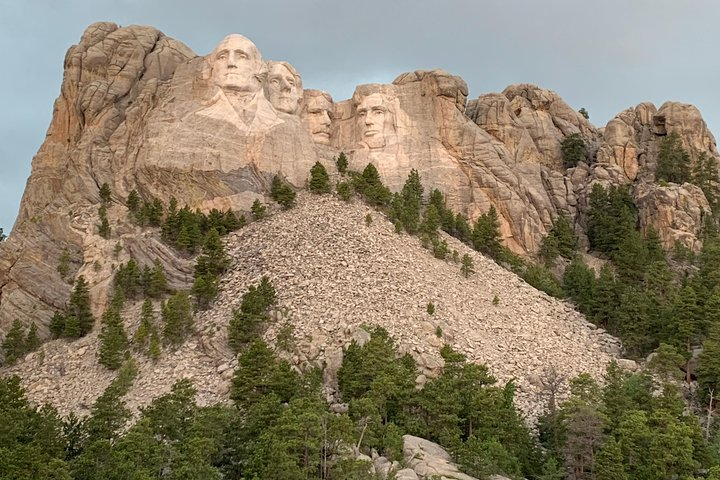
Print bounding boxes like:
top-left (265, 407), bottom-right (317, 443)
top-left (353, 163), bottom-right (392, 206)
top-left (49, 311), bottom-right (66, 338)
top-left (692, 151), bottom-right (720, 213)
top-left (697, 321), bottom-right (720, 400)
top-left (308, 161), bottom-right (331, 194)
top-left (472, 205), bottom-right (503, 259)
top-left (162, 292), bottom-right (193, 347)
top-left (587, 184), bottom-right (636, 254)
top-left (656, 132), bottom-right (690, 184)
top-left (66, 276), bottom-right (94, 337)
top-left (560, 133), bottom-right (588, 168)
top-left (336, 181), bottom-right (353, 201)
top-left (335, 152), bottom-right (349, 174)
top-left (146, 260), bottom-right (168, 298)
top-left (270, 175), bottom-right (296, 208)
top-left (454, 213), bottom-right (472, 243)
top-left (251, 199), bottom-right (266, 220)
top-left (98, 307), bottom-right (129, 370)
top-left (127, 190), bottom-right (140, 215)
top-left (99, 182), bottom-right (111, 204)
top-left (134, 299), bottom-right (155, 353)
top-left (24, 323), bottom-right (40, 353)
top-left (562, 257), bottom-right (595, 314)
top-left (2, 320), bottom-right (27, 365)
top-left (594, 437), bottom-right (628, 480)
top-left (397, 169), bottom-right (423, 233)
top-left (461, 254), bottom-right (475, 278)
top-left (98, 204), bottom-right (111, 239)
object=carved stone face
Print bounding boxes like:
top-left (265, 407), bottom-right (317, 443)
top-left (356, 93), bottom-right (393, 149)
top-left (210, 35), bottom-right (263, 94)
top-left (265, 63), bottom-right (301, 114)
top-left (303, 94), bottom-right (333, 144)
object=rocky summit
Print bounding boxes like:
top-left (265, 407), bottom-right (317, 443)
top-left (0, 22), bottom-right (718, 419)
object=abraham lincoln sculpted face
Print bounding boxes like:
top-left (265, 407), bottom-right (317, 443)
top-left (355, 93), bottom-right (395, 149)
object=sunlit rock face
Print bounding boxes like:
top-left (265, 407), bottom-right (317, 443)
top-left (2, 23), bottom-right (719, 340)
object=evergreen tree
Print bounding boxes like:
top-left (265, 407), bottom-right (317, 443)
top-left (697, 321), bottom-right (720, 400)
top-left (561, 133), bottom-right (588, 168)
top-left (127, 189), bottom-right (140, 215)
top-left (99, 182), bottom-right (111, 204)
top-left (97, 204), bottom-right (111, 239)
top-left (578, 108), bottom-right (589, 120)
top-left (454, 213), bottom-right (472, 243)
top-left (133, 299), bottom-right (154, 353)
top-left (2, 320), bottom-right (27, 365)
top-left (57, 249), bottom-right (71, 280)
top-left (162, 292), bottom-right (194, 347)
top-left (428, 189), bottom-right (456, 234)
top-left (251, 199), bottom-right (266, 220)
top-left (145, 259), bottom-right (168, 298)
top-left (461, 254), bottom-right (475, 278)
top-left (25, 322), bottom-right (40, 352)
top-left (270, 175), bottom-right (297, 208)
top-left (656, 132), bottom-right (691, 184)
top-left (98, 308), bottom-right (129, 370)
top-left (562, 257), bottom-right (595, 314)
top-left (65, 276), bottom-right (94, 338)
top-left (587, 184), bottom-right (636, 254)
top-left (692, 151), bottom-right (720, 213)
top-left (336, 180), bottom-right (353, 201)
top-left (594, 437), bottom-right (628, 480)
top-left (308, 161), bottom-right (331, 194)
top-left (352, 163), bottom-right (392, 206)
top-left (396, 169), bottom-right (423, 233)
top-left (540, 215), bottom-right (578, 263)
top-left (49, 311), bottom-right (66, 338)
top-left (472, 205), bottom-right (503, 259)
top-left (420, 204), bottom-right (441, 239)
top-left (335, 152), bottom-right (349, 174)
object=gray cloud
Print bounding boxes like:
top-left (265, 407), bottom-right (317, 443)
top-left (2, 0), bottom-right (719, 231)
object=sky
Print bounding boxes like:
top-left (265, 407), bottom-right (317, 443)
top-left (1, 0), bottom-right (720, 232)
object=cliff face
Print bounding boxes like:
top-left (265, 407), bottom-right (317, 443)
top-left (1, 22), bottom-right (718, 340)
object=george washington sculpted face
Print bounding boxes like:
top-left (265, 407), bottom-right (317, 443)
top-left (210, 34), bottom-right (264, 94)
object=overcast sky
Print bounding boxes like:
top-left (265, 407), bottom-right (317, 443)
top-left (2, 0), bottom-right (719, 232)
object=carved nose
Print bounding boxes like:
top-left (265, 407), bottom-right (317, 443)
top-left (321, 111), bottom-right (331, 125)
top-left (280, 78), bottom-right (292, 92)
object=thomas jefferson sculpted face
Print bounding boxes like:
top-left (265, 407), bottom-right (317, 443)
top-left (265, 62), bottom-right (302, 114)
top-left (210, 34), bottom-right (264, 94)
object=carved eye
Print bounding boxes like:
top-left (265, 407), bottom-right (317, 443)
top-left (270, 79), bottom-right (279, 85)
top-left (217, 53), bottom-right (227, 60)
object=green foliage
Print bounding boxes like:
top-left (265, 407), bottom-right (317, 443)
top-left (457, 436), bottom-right (522, 479)
top-left (692, 151), bottom-right (720, 213)
top-left (560, 133), bottom-right (588, 168)
top-left (521, 263), bottom-right (564, 298)
top-left (162, 292), bottom-right (194, 347)
top-left (97, 306), bottom-right (129, 371)
top-left (365, 213), bottom-right (372, 226)
top-left (97, 204), bottom-right (111, 239)
top-left (657, 132), bottom-right (691, 184)
top-left (57, 249), bottom-right (71, 280)
top-left (113, 259), bottom-right (142, 298)
top-left (539, 215), bottom-right (578, 264)
top-left (392, 169), bottom-right (423, 234)
top-left (460, 253), bottom-right (475, 278)
top-left (61, 276), bottom-right (94, 338)
top-left (472, 205), bottom-right (503, 259)
top-left (126, 189), bottom-right (140, 214)
top-left (336, 152), bottom-right (349, 174)
top-left (270, 174), bottom-right (297, 208)
top-left (578, 108), bottom-right (589, 120)
top-left (251, 198), bottom-right (266, 220)
top-left (99, 182), bottom-right (111, 204)
top-left (352, 164), bottom-right (392, 206)
top-left (2, 320), bottom-right (28, 365)
top-left (336, 180), bottom-right (353, 201)
top-left (308, 161), bottom-right (331, 194)
top-left (427, 302), bottom-right (435, 315)
top-left (0, 376), bottom-right (70, 478)
top-left (228, 276), bottom-right (277, 353)
top-left (697, 320), bottom-right (720, 401)
top-left (587, 183), bottom-right (636, 254)
top-left (192, 228), bottom-right (230, 310)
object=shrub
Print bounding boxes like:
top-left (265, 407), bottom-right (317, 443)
top-left (656, 132), bottom-right (690, 184)
top-left (336, 152), bottom-right (349, 174)
top-left (270, 175), bottom-right (296, 209)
